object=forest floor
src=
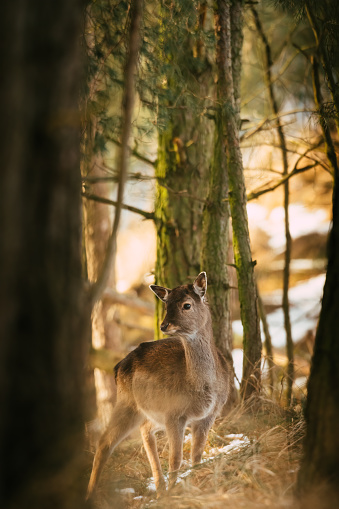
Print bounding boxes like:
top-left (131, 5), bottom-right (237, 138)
top-left (86, 395), bottom-right (305, 509)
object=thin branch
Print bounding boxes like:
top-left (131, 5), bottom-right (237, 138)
top-left (90, 0), bottom-right (143, 306)
top-left (242, 141), bottom-right (331, 174)
top-left (82, 172), bottom-right (156, 183)
top-left (241, 108), bottom-right (315, 141)
top-left (247, 161), bottom-right (318, 202)
top-left (107, 135), bottom-right (157, 167)
top-left (159, 183), bottom-right (207, 204)
top-left (88, 347), bottom-right (123, 373)
top-left (102, 288), bottom-right (154, 316)
top-left (82, 191), bottom-right (154, 220)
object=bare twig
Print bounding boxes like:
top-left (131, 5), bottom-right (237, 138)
top-left (102, 288), bottom-right (154, 316)
top-left (82, 172), bottom-right (155, 183)
top-left (88, 347), bottom-right (123, 373)
top-left (82, 191), bottom-right (154, 220)
top-left (247, 163), bottom-right (318, 201)
top-left (241, 108), bottom-right (314, 141)
top-left (159, 183), bottom-right (207, 204)
top-left (252, 5), bottom-right (294, 405)
top-left (107, 135), bottom-right (157, 167)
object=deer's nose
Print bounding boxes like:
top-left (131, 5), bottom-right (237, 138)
top-left (160, 321), bottom-right (169, 332)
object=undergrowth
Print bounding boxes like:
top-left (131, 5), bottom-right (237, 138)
top-left (86, 394), bottom-right (305, 509)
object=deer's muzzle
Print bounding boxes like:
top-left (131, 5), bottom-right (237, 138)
top-left (160, 321), bottom-right (169, 332)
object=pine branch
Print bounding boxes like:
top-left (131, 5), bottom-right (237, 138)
top-left (82, 191), bottom-right (154, 220)
top-left (305, 0), bottom-right (339, 135)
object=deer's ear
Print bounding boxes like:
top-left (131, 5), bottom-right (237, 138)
top-left (149, 285), bottom-right (171, 303)
top-left (193, 272), bottom-right (207, 299)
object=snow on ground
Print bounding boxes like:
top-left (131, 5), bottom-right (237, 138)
top-left (142, 433), bottom-right (251, 497)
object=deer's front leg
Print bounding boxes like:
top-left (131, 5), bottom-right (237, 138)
top-left (191, 415), bottom-right (214, 465)
top-left (165, 416), bottom-right (186, 490)
top-left (140, 420), bottom-right (166, 493)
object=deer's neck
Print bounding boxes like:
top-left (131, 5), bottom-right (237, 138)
top-left (180, 321), bottom-right (217, 389)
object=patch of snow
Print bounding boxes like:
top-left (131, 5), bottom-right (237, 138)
top-left (146, 478), bottom-right (157, 492)
top-left (233, 274), bottom-right (325, 350)
top-left (203, 434), bottom-right (251, 461)
top-left (264, 205), bottom-right (330, 249)
top-left (116, 487), bottom-right (135, 495)
top-left (184, 433), bottom-right (192, 443)
top-left (232, 349), bottom-right (243, 389)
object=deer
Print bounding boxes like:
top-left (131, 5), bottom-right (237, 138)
top-left (86, 272), bottom-right (231, 499)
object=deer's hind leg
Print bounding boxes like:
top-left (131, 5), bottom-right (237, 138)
top-left (191, 414), bottom-right (215, 465)
top-left (140, 420), bottom-right (166, 492)
top-left (87, 401), bottom-right (143, 500)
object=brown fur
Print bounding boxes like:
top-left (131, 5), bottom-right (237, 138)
top-left (87, 272), bottom-right (230, 498)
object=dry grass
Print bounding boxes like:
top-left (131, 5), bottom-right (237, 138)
top-left (86, 395), bottom-right (305, 509)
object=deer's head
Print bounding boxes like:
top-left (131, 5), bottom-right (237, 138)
top-left (150, 272), bottom-right (209, 337)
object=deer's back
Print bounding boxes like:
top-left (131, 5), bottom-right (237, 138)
top-left (115, 338), bottom-right (186, 387)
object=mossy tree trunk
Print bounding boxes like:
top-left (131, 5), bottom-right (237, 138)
top-left (155, 119), bottom-right (212, 335)
top-left (154, 3), bottom-right (214, 336)
top-left (215, 0), bottom-right (261, 399)
top-left (202, 112), bottom-right (233, 364)
top-left (0, 0), bottom-right (90, 507)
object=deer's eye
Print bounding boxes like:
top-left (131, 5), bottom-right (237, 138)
top-left (183, 303), bottom-right (191, 310)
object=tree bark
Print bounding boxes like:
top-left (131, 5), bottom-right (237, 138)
top-left (154, 3), bottom-right (214, 337)
top-left (297, 132), bottom-right (339, 509)
top-left (215, 0), bottom-right (261, 399)
top-left (0, 0), bottom-right (90, 507)
top-left (83, 0), bottom-right (143, 428)
top-left (82, 164), bottom-right (120, 428)
top-left (298, 4), bottom-right (339, 503)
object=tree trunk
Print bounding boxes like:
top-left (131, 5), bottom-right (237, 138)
top-left (201, 71), bottom-right (235, 402)
top-left (0, 0), bottom-right (90, 507)
top-left (154, 4), bottom-right (214, 337)
top-left (82, 150), bottom-right (120, 428)
top-left (251, 6), bottom-right (293, 404)
top-left (298, 4), bottom-right (339, 501)
top-left (297, 146), bottom-right (339, 508)
top-left (215, 0), bottom-right (261, 399)
top-left (83, 0), bottom-right (143, 428)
